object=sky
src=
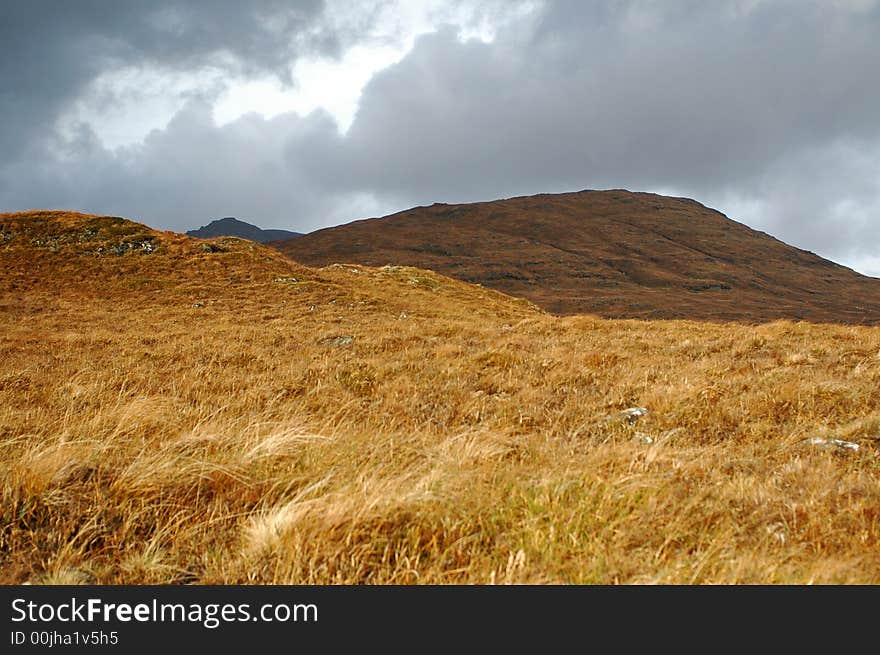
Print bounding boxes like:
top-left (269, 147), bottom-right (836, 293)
top-left (1, 0), bottom-right (879, 276)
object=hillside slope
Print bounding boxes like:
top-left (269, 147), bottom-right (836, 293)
top-left (0, 210), bottom-right (529, 321)
top-left (273, 190), bottom-right (880, 323)
top-left (3, 210), bottom-right (880, 585)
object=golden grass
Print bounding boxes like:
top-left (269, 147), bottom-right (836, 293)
top-left (2, 211), bottom-right (880, 584)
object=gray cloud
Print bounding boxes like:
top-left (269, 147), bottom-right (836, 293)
top-left (2, 0), bottom-right (879, 274)
top-left (0, 98), bottom-right (370, 231)
top-left (0, 1), bottom-right (327, 158)
top-left (341, 2), bottom-right (880, 197)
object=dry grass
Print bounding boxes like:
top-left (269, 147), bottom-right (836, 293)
top-left (2, 211), bottom-right (880, 584)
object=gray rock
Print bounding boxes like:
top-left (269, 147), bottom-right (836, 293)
top-left (805, 437), bottom-right (860, 453)
top-left (618, 407), bottom-right (649, 424)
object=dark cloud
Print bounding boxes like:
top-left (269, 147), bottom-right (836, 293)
top-left (342, 2), bottom-right (880, 197)
top-left (1, 0), bottom-right (879, 274)
top-left (0, 98), bottom-right (367, 231)
top-left (0, 1), bottom-right (325, 157)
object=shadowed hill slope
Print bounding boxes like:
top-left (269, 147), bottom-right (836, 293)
top-left (273, 190), bottom-right (880, 323)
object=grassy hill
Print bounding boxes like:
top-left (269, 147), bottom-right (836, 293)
top-left (2, 210), bottom-right (880, 584)
top-left (274, 189), bottom-right (880, 323)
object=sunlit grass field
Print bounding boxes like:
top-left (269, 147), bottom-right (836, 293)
top-left (2, 211), bottom-right (880, 584)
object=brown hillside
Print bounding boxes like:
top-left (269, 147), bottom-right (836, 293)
top-left (273, 190), bottom-right (880, 323)
top-left (0, 210), bottom-right (536, 322)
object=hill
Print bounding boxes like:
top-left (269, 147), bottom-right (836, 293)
top-left (273, 189), bottom-right (880, 323)
top-left (3, 209), bottom-right (880, 585)
top-left (0, 210), bottom-right (527, 325)
top-left (187, 216), bottom-right (302, 243)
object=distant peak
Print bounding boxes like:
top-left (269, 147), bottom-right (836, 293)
top-left (186, 217), bottom-right (302, 244)
top-left (202, 217), bottom-right (247, 227)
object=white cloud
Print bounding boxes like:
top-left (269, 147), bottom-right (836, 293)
top-left (844, 254), bottom-right (880, 278)
top-left (213, 0), bottom-right (529, 133)
top-left (213, 43), bottom-right (409, 133)
top-left (58, 67), bottom-right (227, 149)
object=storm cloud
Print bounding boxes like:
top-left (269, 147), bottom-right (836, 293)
top-left (2, 0), bottom-right (879, 274)
top-left (0, 1), bottom-right (329, 155)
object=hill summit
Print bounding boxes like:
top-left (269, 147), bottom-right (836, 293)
top-left (187, 216), bottom-right (301, 243)
top-left (273, 189), bottom-right (880, 323)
